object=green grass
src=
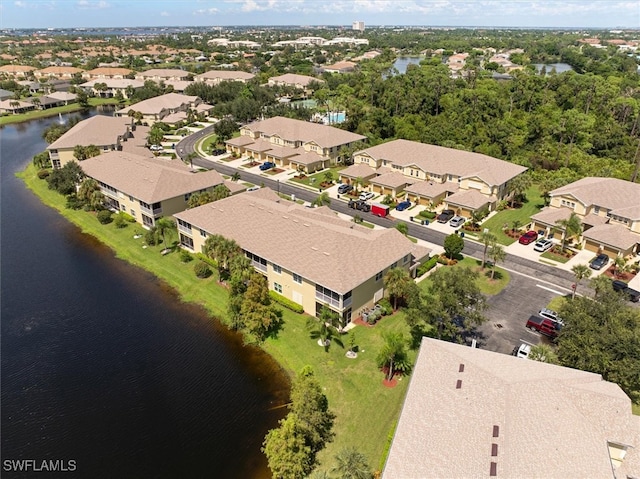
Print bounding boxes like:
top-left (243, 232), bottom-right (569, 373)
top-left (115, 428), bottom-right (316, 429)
top-left (289, 166), bottom-right (345, 190)
top-left (633, 402), bottom-right (640, 416)
top-left (0, 98), bottom-right (121, 126)
top-left (199, 133), bottom-right (219, 154)
top-left (481, 185), bottom-right (545, 246)
top-left (541, 250), bottom-right (571, 264)
top-left (418, 256), bottom-right (510, 296)
top-left (546, 295), bottom-right (569, 311)
top-left (19, 163), bottom-right (412, 473)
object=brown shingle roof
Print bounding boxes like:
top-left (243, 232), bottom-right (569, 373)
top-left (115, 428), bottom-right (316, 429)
top-left (80, 151), bottom-right (224, 203)
top-left (84, 67), bottom-right (133, 76)
top-left (244, 116), bottom-right (366, 150)
top-left (195, 70), bottom-right (255, 82)
top-left (549, 177), bottom-right (640, 216)
top-left (268, 73), bottom-right (323, 87)
top-left (383, 337), bottom-right (640, 479)
top-left (116, 92), bottom-right (198, 116)
top-left (356, 139), bottom-right (527, 187)
top-left (339, 163), bottom-right (379, 180)
top-left (405, 180), bottom-right (459, 198)
top-left (136, 69), bottom-right (190, 79)
top-left (47, 116), bottom-right (133, 150)
top-left (369, 171), bottom-right (415, 189)
top-left (582, 224), bottom-right (640, 250)
top-left (175, 190), bottom-right (430, 294)
top-left (445, 189), bottom-right (495, 209)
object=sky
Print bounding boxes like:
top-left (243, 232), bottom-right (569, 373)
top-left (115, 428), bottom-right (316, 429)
top-left (1, 0), bottom-right (639, 30)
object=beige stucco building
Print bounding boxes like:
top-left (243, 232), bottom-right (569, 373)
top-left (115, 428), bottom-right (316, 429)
top-left (225, 116), bottom-right (366, 173)
top-left (194, 70), bottom-right (255, 85)
top-left (384, 337), bottom-right (640, 479)
top-left (115, 92), bottom-right (209, 126)
top-left (47, 116), bottom-right (136, 169)
top-left (174, 188), bottom-right (430, 321)
top-left (530, 177), bottom-right (640, 257)
top-left (80, 151), bottom-right (225, 228)
top-left (351, 139), bottom-right (527, 216)
top-left (134, 68), bottom-right (191, 82)
top-left (81, 67), bottom-right (133, 80)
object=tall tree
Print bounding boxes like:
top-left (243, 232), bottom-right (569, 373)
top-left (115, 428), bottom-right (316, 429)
top-left (555, 212), bottom-right (582, 252)
top-left (307, 309), bottom-right (344, 352)
top-left (570, 263), bottom-right (592, 299)
top-left (330, 448), bottom-right (373, 479)
top-left (444, 233), bottom-right (464, 260)
top-left (154, 217), bottom-right (176, 250)
top-left (383, 267), bottom-right (418, 310)
top-left (240, 273), bottom-right (282, 343)
top-left (312, 191), bottom-right (331, 207)
top-left (487, 243), bottom-right (506, 280)
top-left (204, 234), bottom-right (240, 279)
top-left (262, 415), bottom-right (313, 479)
top-left (479, 230), bottom-right (497, 269)
top-left (376, 332), bottom-right (411, 381)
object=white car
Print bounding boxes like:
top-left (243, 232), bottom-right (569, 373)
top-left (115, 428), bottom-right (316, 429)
top-left (246, 186), bottom-right (261, 192)
top-left (533, 238), bottom-right (553, 252)
top-left (515, 343), bottom-right (531, 359)
top-left (359, 192), bottom-right (375, 201)
top-left (449, 216), bottom-right (466, 228)
top-left (539, 308), bottom-right (564, 326)
top-left (149, 144), bottom-right (163, 151)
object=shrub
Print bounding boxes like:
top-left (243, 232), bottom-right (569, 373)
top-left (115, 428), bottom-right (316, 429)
top-left (180, 249), bottom-right (193, 263)
top-left (144, 227), bottom-right (158, 246)
top-left (65, 195), bottom-right (83, 210)
top-left (418, 210), bottom-right (436, 220)
top-left (377, 298), bottom-right (393, 316)
top-left (117, 212), bottom-right (136, 223)
top-left (194, 261), bottom-right (212, 279)
top-left (269, 291), bottom-right (304, 313)
top-left (37, 169), bottom-right (51, 179)
top-left (417, 256), bottom-right (439, 276)
top-left (195, 253), bottom-right (217, 268)
top-left (437, 255), bottom-right (450, 265)
top-left (113, 214), bottom-right (128, 229)
top-left (97, 210), bottom-right (113, 224)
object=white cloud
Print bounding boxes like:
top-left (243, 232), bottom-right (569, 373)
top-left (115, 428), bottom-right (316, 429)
top-left (160, 11), bottom-right (169, 16)
top-left (14, 1), bottom-right (27, 7)
top-left (195, 7), bottom-right (219, 14)
top-left (76, 0), bottom-right (109, 9)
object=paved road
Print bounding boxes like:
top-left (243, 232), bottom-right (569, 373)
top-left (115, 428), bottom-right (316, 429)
top-left (176, 131), bottom-right (577, 354)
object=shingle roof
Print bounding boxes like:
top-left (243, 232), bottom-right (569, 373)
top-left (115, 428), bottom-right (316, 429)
top-left (195, 70), bottom-right (255, 81)
top-left (356, 139), bottom-right (527, 186)
top-left (80, 151), bottom-right (224, 203)
top-left (405, 180), bottom-right (459, 198)
top-left (47, 116), bottom-right (133, 150)
top-left (369, 171), bottom-right (415, 189)
top-left (582, 223), bottom-right (640, 250)
top-left (550, 177), bottom-right (640, 217)
top-left (116, 92), bottom-right (198, 116)
top-left (84, 67), bottom-right (133, 76)
top-left (383, 337), bottom-right (640, 479)
top-left (445, 189), bottom-right (495, 209)
top-left (136, 68), bottom-right (190, 79)
top-left (243, 116), bottom-right (366, 150)
top-left (81, 78), bottom-right (144, 89)
top-left (530, 206), bottom-right (573, 226)
top-left (268, 73), bottom-right (323, 87)
top-left (175, 190), bottom-right (430, 294)
top-left (36, 66), bottom-right (83, 75)
top-left (339, 163), bottom-right (379, 180)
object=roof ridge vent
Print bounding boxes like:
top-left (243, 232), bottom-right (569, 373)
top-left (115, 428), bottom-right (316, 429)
top-left (311, 246), bottom-right (318, 251)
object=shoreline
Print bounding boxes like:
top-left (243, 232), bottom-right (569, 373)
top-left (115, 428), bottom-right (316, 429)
top-left (0, 98), bottom-right (121, 126)
top-left (17, 161), bottom-right (412, 473)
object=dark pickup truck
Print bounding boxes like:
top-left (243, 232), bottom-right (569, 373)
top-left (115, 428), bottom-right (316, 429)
top-left (525, 316), bottom-right (561, 339)
top-left (348, 199), bottom-right (371, 213)
top-left (612, 280), bottom-right (640, 303)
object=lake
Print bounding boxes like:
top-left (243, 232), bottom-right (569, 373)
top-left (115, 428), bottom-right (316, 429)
top-left (0, 111), bottom-right (289, 478)
top-left (533, 63), bottom-right (574, 74)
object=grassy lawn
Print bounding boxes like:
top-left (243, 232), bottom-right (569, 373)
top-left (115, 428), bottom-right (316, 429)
top-left (19, 163), bottom-right (413, 473)
top-left (541, 250), bottom-right (571, 264)
top-left (199, 133), bottom-right (219, 153)
top-left (481, 185), bottom-right (545, 246)
top-left (289, 166), bottom-right (345, 190)
top-left (0, 98), bottom-right (121, 126)
top-left (418, 256), bottom-right (510, 296)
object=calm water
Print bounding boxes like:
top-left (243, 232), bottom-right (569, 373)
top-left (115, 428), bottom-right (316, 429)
top-left (0, 112), bottom-right (289, 478)
top-left (392, 56), bottom-right (424, 74)
top-left (533, 62), bottom-right (574, 74)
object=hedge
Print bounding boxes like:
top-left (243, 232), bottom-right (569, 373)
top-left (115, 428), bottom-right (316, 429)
top-left (269, 291), bottom-right (304, 313)
top-left (195, 253), bottom-right (218, 269)
top-left (416, 256), bottom-right (439, 276)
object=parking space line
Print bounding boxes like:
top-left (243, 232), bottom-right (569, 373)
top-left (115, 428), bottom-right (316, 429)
top-left (519, 339), bottom-right (536, 346)
top-left (535, 284), bottom-right (566, 295)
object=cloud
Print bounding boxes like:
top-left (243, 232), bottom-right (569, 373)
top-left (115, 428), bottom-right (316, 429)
top-left (14, 1), bottom-right (27, 7)
top-left (76, 0), bottom-right (109, 9)
top-left (195, 7), bottom-right (219, 14)
top-left (160, 11), bottom-right (169, 16)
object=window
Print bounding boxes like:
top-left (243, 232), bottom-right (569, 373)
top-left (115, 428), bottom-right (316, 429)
top-left (130, 209), bottom-right (136, 217)
top-left (246, 251), bottom-right (267, 272)
top-left (274, 283), bottom-right (283, 294)
top-left (561, 199), bottom-right (576, 208)
top-left (315, 284), bottom-right (340, 308)
top-left (180, 234), bottom-right (194, 249)
top-left (404, 254), bottom-right (411, 264)
top-left (594, 206), bottom-right (600, 214)
top-left (293, 273), bottom-right (302, 284)
top-left (177, 219), bottom-right (191, 231)
top-left (375, 271), bottom-right (383, 281)
top-left (273, 264), bottom-right (282, 274)
top-left (200, 229), bottom-right (207, 238)
top-left (184, 192), bottom-right (192, 201)
top-left (142, 214), bottom-right (153, 227)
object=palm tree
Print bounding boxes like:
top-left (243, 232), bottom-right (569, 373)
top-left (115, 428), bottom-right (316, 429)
top-left (479, 230), bottom-right (497, 269)
top-left (312, 191), bottom-right (331, 207)
top-left (384, 267), bottom-right (413, 310)
top-left (555, 212), bottom-right (582, 252)
top-left (507, 173), bottom-right (532, 208)
top-left (613, 256), bottom-right (630, 279)
top-left (571, 263), bottom-right (592, 299)
top-left (204, 234), bottom-right (240, 278)
top-left (231, 172), bottom-right (241, 182)
top-left (353, 176), bottom-right (364, 195)
top-left (307, 309), bottom-right (343, 352)
top-left (488, 243), bottom-right (506, 280)
top-left (322, 170), bottom-right (334, 184)
top-left (331, 448), bottom-right (373, 479)
top-left (31, 97), bottom-right (41, 109)
top-left (376, 332), bottom-right (410, 381)
top-left (154, 217), bottom-right (177, 252)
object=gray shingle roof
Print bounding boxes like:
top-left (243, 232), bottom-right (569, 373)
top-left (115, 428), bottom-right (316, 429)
top-left (356, 139), bottom-right (527, 186)
top-left (383, 337), bottom-right (640, 479)
top-left (80, 151), bottom-right (224, 203)
top-left (175, 190), bottom-right (430, 294)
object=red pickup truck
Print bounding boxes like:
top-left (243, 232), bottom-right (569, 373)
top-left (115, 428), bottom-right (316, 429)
top-left (526, 316), bottom-right (560, 339)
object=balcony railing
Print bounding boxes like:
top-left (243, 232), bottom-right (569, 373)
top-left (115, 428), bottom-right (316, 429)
top-left (140, 205), bottom-right (163, 216)
top-left (315, 291), bottom-right (340, 309)
top-left (177, 223), bottom-right (192, 235)
top-left (252, 260), bottom-right (267, 273)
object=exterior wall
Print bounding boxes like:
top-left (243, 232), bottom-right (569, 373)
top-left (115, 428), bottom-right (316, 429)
top-left (631, 220), bottom-right (640, 234)
top-left (460, 177), bottom-right (492, 195)
top-left (266, 264), bottom-right (317, 315)
top-left (549, 195), bottom-right (587, 215)
top-left (354, 153), bottom-right (382, 168)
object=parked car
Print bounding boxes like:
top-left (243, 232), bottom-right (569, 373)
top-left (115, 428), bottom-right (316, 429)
top-left (533, 238), bottom-right (553, 252)
top-left (449, 216), bottom-right (466, 228)
top-left (514, 343), bottom-right (531, 359)
top-left (246, 186), bottom-right (261, 192)
top-left (436, 209), bottom-right (455, 223)
top-left (612, 280), bottom-right (640, 303)
top-left (359, 192), bottom-right (375, 201)
top-left (337, 184), bottom-right (353, 195)
top-left (211, 148), bottom-right (227, 155)
top-left (149, 144), bottom-right (163, 151)
top-left (538, 308), bottom-right (564, 326)
top-left (259, 161), bottom-right (276, 171)
top-left (518, 230), bottom-right (538, 245)
top-left (348, 200), bottom-right (370, 212)
top-left (589, 253), bottom-right (609, 270)
top-left (396, 200), bottom-right (411, 211)
top-left (526, 316), bottom-right (560, 339)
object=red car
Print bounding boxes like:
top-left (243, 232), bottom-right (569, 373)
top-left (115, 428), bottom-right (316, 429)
top-left (518, 230), bottom-right (538, 245)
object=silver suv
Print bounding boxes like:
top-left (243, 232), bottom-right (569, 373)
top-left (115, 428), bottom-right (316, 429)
top-left (538, 308), bottom-right (564, 326)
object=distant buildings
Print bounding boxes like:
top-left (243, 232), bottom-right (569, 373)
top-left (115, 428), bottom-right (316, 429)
top-left (352, 21), bottom-right (365, 32)
top-left (115, 92), bottom-right (210, 126)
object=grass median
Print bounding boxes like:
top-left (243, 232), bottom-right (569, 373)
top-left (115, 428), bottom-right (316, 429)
top-left (18, 163), bottom-right (413, 472)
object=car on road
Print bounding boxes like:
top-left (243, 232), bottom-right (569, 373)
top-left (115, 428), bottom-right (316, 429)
top-left (533, 238), bottom-right (553, 252)
top-left (246, 186), bottom-right (261, 192)
top-left (449, 216), bottom-right (466, 228)
top-left (359, 192), bottom-right (375, 201)
top-left (612, 280), bottom-right (640, 303)
top-left (337, 184), bottom-right (353, 195)
top-left (348, 199), bottom-right (371, 212)
top-left (395, 200), bottom-right (411, 211)
top-left (518, 230), bottom-right (538, 245)
top-left (436, 209), bottom-right (455, 223)
top-left (149, 144), bottom-right (163, 151)
top-left (513, 343), bottom-right (531, 359)
top-left (259, 161), bottom-right (276, 171)
top-left (589, 253), bottom-right (609, 270)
